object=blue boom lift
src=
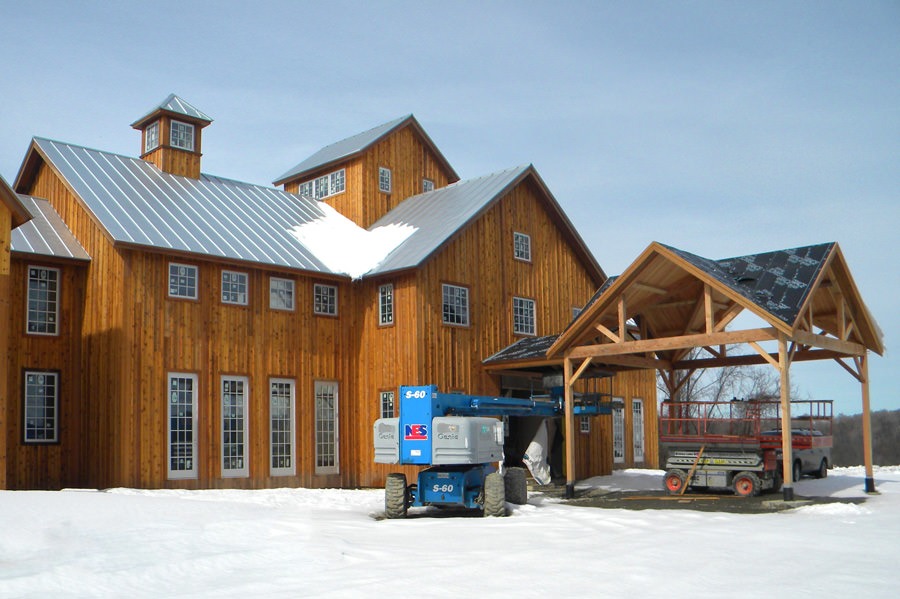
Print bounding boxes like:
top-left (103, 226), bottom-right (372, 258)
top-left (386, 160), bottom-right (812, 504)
top-left (373, 384), bottom-right (610, 518)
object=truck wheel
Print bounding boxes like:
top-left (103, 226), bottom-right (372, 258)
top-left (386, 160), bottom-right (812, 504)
top-left (793, 460), bottom-right (802, 483)
top-left (663, 469), bottom-right (687, 495)
top-left (733, 471), bottom-right (760, 497)
top-left (815, 458), bottom-right (828, 479)
top-left (504, 467), bottom-right (528, 505)
top-left (483, 472), bottom-right (506, 517)
top-left (385, 473), bottom-right (408, 519)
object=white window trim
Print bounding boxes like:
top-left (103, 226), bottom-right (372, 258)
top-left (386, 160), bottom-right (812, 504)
top-left (170, 119), bottom-right (195, 151)
top-left (221, 270), bottom-right (249, 306)
top-left (612, 400), bottom-right (625, 465)
top-left (422, 178), bottom-right (434, 192)
top-left (380, 390), bottom-right (395, 419)
top-left (270, 378), bottom-right (296, 477)
top-left (167, 372), bottom-right (198, 480)
top-left (299, 168), bottom-right (346, 201)
top-left (632, 398), bottom-right (645, 463)
top-left (23, 370), bottom-right (59, 444)
top-left (314, 283), bottom-right (338, 316)
top-left (378, 167), bottom-right (392, 193)
top-left (26, 265), bottom-right (60, 336)
top-left (145, 121), bottom-right (160, 153)
top-left (221, 375), bottom-right (250, 478)
top-left (514, 231), bottom-right (532, 262)
top-left (315, 381), bottom-right (340, 475)
top-left (512, 296), bottom-right (536, 336)
top-left (378, 283), bottom-right (394, 326)
top-left (441, 283), bottom-right (470, 327)
top-left (269, 277), bottom-right (295, 311)
top-left (580, 416), bottom-right (591, 434)
top-left (168, 263), bottom-right (199, 300)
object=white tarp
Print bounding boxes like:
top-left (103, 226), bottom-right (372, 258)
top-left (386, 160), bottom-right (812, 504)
top-left (523, 419), bottom-right (552, 485)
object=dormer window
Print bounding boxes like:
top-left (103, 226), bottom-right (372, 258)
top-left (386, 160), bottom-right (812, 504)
top-left (145, 121), bottom-right (160, 153)
top-left (170, 120), bottom-right (195, 151)
top-left (299, 168), bottom-right (345, 200)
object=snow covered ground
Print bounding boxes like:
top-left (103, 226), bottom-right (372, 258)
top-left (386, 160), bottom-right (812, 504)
top-left (1, 466), bottom-right (897, 598)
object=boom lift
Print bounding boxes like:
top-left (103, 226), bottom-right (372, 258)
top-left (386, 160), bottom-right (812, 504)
top-left (374, 384), bottom-right (610, 517)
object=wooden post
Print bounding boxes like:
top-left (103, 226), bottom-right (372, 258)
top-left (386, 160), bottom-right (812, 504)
top-left (778, 334), bottom-right (795, 501)
top-left (564, 357), bottom-right (576, 499)
top-left (860, 353), bottom-right (877, 493)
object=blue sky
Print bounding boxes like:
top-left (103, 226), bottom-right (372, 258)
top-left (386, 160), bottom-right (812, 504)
top-left (1, 1), bottom-right (897, 416)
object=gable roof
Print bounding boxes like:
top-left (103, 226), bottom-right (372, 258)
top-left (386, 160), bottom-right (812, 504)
top-left (11, 195), bottom-right (91, 261)
top-left (366, 164), bottom-right (605, 282)
top-left (16, 137), bottom-right (337, 274)
top-left (131, 94), bottom-right (213, 129)
top-left (1, 173), bottom-right (32, 228)
top-left (273, 114), bottom-right (459, 186)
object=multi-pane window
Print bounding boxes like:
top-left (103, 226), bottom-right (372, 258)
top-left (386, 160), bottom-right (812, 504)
top-left (422, 179), bottom-right (434, 192)
top-left (580, 416), bottom-right (591, 434)
top-left (168, 373), bottom-right (198, 479)
top-left (315, 381), bottom-right (339, 475)
top-left (170, 120), bottom-right (195, 151)
top-left (314, 284), bottom-right (337, 315)
top-left (378, 167), bottom-right (392, 193)
top-left (514, 232), bottom-right (532, 262)
top-left (145, 121), bottom-right (160, 153)
top-left (270, 378), bottom-right (296, 476)
top-left (612, 400), bottom-right (625, 464)
top-left (632, 398), bottom-right (645, 463)
top-left (442, 284), bottom-right (469, 326)
top-left (221, 270), bottom-right (248, 305)
top-left (221, 376), bottom-right (249, 478)
top-left (168, 263), bottom-right (198, 299)
top-left (299, 168), bottom-right (345, 200)
top-left (380, 391), bottom-right (395, 419)
top-left (378, 283), bottom-right (393, 325)
top-left (27, 266), bottom-right (59, 335)
top-left (513, 297), bottom-right (536, 336)
top-left (23, 371), bottom-right (58, 443)
top-left (270, 277), bottom-right (295, 311)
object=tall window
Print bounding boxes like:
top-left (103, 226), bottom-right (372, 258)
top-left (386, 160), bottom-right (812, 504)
top-left (378, 283), bottom-right (393, 325)
top-left (442, 284), bottom-right (469, 326)
top-left (221, 376), bottom-right (249, 478)
top-left (513, 297), bottom-right (536, 336)
top-left (422, 179), bottom-right (434, 192)
top-left (168, 373), bottom-right (198, 479)
top-left (170, 120), bottom-right (195, 151)
top-left (314, 284), bottom-right (337, 315)
top-left (580, 416), bottom-right (591, 434)
top-left (378, 167), bottom-right (392, 193)
top-left (612, 400), bottom-right (625, 464)
top-left (514, 232), bottom-right (532, 262)
top-left (168, 263), bottom-right (198, 299)
top-left (221, 270), bottom-right (248, 305)
top-left (145, 121), bottom-right (160, 152)
top-left (299, 168), bottom-right (346, 200)
top-left (23, 370), bottom-right (58, 443)
top-left (315, 381), bottom-right (339, 475)
top-left (632, 398), bottom-right (645, 463)
top-left (270, 378), bottom-right (296, 476)
top-left (380, 391), bottom-right (395, 419)
top-left (27, 266), bottom-right (59, 335)
top-left (270, 277), bottom-right (295, 311)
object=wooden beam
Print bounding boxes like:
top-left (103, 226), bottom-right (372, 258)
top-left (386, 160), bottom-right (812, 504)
top-left (748, 341), bottom-right (780, 369)
top-left (648, 300), bottom-right (696, 310)
top-left (713, 303), bottom-right (744, 332)
top-left (673, 348), bottom-right (845, 370)
top-left (572, 356), bottom-right (595, 383)
top-left (779, 334), bottom-right (795, 500)
top-left (566, 328), bottom-right (778, 359)
top-left (634, 282), bottom-right (669, 295)
top-left (704, 284), bottom-right (714, 334)
top-left (791, 329), bottom-right (865, 356)
top-left (618, 297), bottom-right (627, 343)
top-left (860, 353), bottom-right (876, 492)
top-left (594, 322), bottom-right (620, 343)
top-left (833, 357), bottom-right (863, 383)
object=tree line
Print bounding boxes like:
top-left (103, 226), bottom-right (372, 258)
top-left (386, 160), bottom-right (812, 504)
top-left (831, 409), bottom-right (900, 467)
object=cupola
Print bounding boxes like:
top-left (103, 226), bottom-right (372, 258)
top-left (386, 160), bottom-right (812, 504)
top-left (131, 94), bottom-right (212, 179)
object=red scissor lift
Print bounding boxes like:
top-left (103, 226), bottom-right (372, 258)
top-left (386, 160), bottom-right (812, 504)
top-left (659, 399), bottom-right (833, 496)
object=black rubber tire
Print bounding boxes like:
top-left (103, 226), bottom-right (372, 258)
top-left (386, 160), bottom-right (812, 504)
top-left (771, 470), bottom-right (784, 494)
top-left (663, 469), bottom-right (687, 495)
top-left (483, 472), bottom-right (506, 517)
top-left (385, 473), bottom-right (408, 519)
top-left (793, 460), bottom-right (802, 483)
top-left (815, 458), bottom-right (828, 479)
top-left (504, 467), bottom-right (528, 505)
top-left (732, 471), bottom-right (761, 497)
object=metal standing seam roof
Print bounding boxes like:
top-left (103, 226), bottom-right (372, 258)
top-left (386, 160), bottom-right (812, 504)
top-left (365, 165), bottom-right (531, 275)
top-left (31, 137), bottom-right (339, 274)
top-left (130, 93), bottom-right (213, 127)
top-left (10, 194), bottom-right (91, 261)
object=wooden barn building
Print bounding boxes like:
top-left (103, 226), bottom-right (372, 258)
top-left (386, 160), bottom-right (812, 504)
top-left (0, 95), bottom-right (658, 491)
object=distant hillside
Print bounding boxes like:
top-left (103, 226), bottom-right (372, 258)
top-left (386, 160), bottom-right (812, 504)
top-left (831, 409), bottom-right (900, 467)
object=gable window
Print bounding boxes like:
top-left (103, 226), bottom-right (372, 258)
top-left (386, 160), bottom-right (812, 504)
top-left (168, 373), bottom-right (198, 479)
top-left (314, 283), bottom-right (338, 315)
top-left (270, 378), bottom-right (296, 476)
top-left (299, 168), bottom-right (345, 200)
top-left (513, 296), bottom-right (536, 336)
top-left (270, 277), bottom-right (295, 311)
top-left (442, 283), bottom-right (469, 326)
top-left (378, 167), bottom-right (392, 193)
top-left (378, 283), bottom-right (394, 325)
top-left (221, 270), bottom-right (248, 305)
top-left (514, 232), bottom-right (532, 262)
top-left (168, 263), bottom-right (198, 299)
top-left (422, 178), bottom-right (434, 193)
top-left (380, 391), bottom-right (395, 419)
top-left (145, 121), bottom-right (160, 153)
top-left (580, 416), bottom-right (591, 434)
top-left (23, 370), bottom-right (58, 443)
top-left (27, 266), bottom-right (60, 335)
top-left (221, 376), bottom-right (249, 478)
top-left (170, 120), bottom-right (195, 151)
